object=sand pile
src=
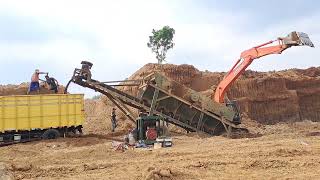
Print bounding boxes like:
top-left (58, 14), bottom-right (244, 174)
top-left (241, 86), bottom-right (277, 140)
top-left (0, 82), bottom-right (65, 96)
top-left (84, 98), bottom-right (135, 134)
top-left (228, 67), bottom-right (320, 124)
top-left (122, 64), bottom-right (320, 124)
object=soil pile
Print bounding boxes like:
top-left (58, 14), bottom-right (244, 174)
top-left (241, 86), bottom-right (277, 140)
top-left (228, 67), bottom-right (320, 124)
top-left (84, 98), bottom-right (135, 135)
top-left (123, 64), bottom-right (320, 124)
top-left (0, 82), bottom-right (65, 96)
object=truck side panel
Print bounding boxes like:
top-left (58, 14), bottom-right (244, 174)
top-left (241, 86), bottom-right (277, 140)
top-left (0, 94), bottom-right (84, 133)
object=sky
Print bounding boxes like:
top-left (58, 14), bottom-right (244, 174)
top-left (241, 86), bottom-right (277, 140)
top-left (0, 0), bottom-right (319, 97)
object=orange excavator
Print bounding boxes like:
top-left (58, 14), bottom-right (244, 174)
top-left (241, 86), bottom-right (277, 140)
top-left (214, 31), bottom-right (315, 103)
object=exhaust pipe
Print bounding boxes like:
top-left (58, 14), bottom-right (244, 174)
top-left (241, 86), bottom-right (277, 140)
top-left (281, 31), bottom-right (315, 47)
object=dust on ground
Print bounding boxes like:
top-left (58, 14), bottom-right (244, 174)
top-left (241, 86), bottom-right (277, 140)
top-left (0, 121), bottom-right (320, 180)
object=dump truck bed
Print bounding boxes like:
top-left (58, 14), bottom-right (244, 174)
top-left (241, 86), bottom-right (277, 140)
top-left (0, 94), bottom-right (84, 133)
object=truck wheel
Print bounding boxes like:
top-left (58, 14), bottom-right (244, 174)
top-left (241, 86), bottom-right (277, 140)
top-left (42, 129), bottom-right (60, 139)
top-left (77, 127), bottom-right (83, 134)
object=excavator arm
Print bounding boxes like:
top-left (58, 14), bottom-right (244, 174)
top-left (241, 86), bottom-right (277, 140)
top-left (214, 31), bottom-right (314, 103)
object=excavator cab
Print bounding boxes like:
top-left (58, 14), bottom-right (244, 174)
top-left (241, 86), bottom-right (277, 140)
top-left (281, 31), bottom-right (315, 47)
top-left (226, 100), bottom-right (241, 124)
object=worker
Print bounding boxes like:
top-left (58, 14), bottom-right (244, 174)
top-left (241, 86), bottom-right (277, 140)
top-left (44, 74), bottom-right (59, 93)
top-left (28, 69), bottom-right (47, 94)
top-left (111, 108), bottom-right (117, 132)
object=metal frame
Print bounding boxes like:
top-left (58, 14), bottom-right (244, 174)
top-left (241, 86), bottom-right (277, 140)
top-left (66, 67), bottom-right (242, 135)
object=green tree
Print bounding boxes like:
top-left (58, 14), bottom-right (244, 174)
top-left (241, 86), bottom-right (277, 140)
top-left (147, 26), bottom-right (175, 64)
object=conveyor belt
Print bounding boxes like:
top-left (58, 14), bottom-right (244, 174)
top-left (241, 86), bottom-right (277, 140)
top-left (67, 70), bottom-right (246, 136)
top-left (69, 78), bottom-right (199, 132)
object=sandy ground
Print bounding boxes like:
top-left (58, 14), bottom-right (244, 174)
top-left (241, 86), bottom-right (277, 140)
top-left (0, 121), bottom-right (319, 180)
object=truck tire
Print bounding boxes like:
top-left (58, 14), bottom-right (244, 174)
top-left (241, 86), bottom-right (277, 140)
top-left (42, 129), bottom-right (60, 139)
top-left (77, 127), bottom-right (83, 134)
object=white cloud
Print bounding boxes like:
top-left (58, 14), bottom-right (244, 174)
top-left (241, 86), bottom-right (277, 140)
top-left (0, 1), bottom-right (319, 97)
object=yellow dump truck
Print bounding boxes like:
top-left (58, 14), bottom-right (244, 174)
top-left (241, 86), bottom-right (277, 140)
top-left (0, 94), bottom-right (85, 145)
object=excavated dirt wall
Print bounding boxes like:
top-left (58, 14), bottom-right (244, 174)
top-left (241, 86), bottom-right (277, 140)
top-left (227, 78), bottom-right (301, 124)
top-left (285, 78), bottom-right (320, 121)
top-left (124, 64), bottom-right (320, 124)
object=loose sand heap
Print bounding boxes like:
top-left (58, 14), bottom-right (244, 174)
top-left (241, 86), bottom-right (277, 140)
top-left (0, 82), bottom-right (65, 96)
top-left (84, 99), bottom-right (134, 135)
top-left (123, 64), bottom-right (320, 124)
top-left (83, 64), bottom-right (320, 135)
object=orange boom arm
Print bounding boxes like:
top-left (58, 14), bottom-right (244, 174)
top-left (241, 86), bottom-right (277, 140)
top-left (213, 31), bottom-right (314, 103)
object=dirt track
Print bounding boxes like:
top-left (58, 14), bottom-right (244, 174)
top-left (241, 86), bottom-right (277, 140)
top-left (0, 121), bottom-right (319, 180)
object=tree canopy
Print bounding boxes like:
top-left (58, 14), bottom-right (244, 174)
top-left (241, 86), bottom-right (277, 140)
top-left (147, 26), bottom-right (175, 64)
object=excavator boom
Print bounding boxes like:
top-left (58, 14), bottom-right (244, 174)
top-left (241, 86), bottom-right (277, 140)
top-left (214, 31), bottom-right (314, 103)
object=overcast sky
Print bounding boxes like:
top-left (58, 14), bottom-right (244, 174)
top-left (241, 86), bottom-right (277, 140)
top-left (0, 0), bottom-right (319, 96)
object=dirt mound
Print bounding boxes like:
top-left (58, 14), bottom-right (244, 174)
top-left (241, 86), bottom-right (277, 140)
top-left (84, 98), bottom-right (135, 135)
top-left (123, 64), bottom-right (320, 125)
top-left (144, 167), bottom-right (184, 180)
top-left (0, 82), bottom-right (65, 96)
top-left (84, 64), bottom-right (320, 135)
top-left (83, 99), bottom-right (111, 134)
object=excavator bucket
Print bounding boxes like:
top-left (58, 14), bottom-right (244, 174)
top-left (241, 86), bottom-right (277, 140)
top-left (282, 31), bottom-right (315, 47)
